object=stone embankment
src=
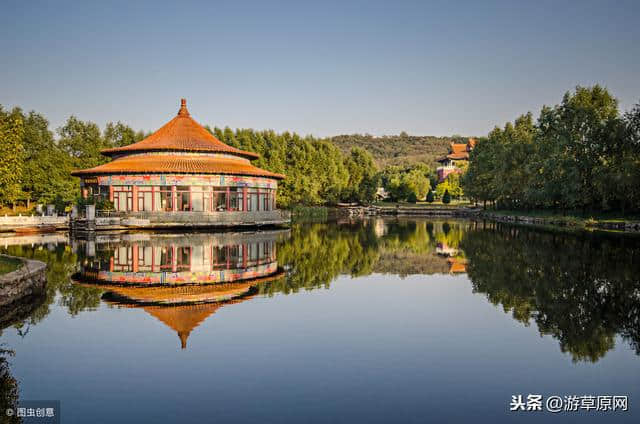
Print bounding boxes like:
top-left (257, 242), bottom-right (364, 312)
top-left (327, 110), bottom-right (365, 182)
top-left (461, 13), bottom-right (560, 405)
top-left (475, 211), bottom-right (640, 233)
top-left (0, 215), bottom-right (69, 232)
top-left (329, 206), bottom-right (640, 233)
top-left (330, 205), bottom-right (470, 219)
top-left (0, 256), bottom-right (47, 308)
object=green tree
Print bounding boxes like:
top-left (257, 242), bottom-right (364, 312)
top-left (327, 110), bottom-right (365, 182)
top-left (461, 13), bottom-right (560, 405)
top-left (0, 109), bottom-right (25, 208)
top-left (426, 190), bottom-right (435, 203)
top-left (104, 122), bottom-right (145, 147)
top-left (344, 147), bottom-right (379, 204)
top-left (58, 116), bottom-right (108, 169)
top-left (442, 189), bottom-right (451, 204)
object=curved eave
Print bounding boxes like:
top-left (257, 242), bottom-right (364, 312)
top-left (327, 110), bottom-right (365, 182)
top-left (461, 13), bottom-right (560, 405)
top-left (100, 147), bottom-right (260, 160)
top-left (70, 155), bottom-right (285, 180)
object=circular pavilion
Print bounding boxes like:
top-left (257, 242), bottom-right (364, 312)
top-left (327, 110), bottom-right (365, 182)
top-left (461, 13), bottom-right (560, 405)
top-left (71, 99), bottom-right (286, 227)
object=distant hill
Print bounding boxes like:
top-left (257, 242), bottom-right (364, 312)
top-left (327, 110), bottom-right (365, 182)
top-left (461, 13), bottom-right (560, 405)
top-left (329, 133), bottom-right (470, 168)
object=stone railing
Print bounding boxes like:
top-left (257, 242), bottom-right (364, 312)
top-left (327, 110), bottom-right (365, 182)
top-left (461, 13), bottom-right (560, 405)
top-left (123, 209), bottom-right (290, 226)
top-left (73, 208), bottom-right (291, 231)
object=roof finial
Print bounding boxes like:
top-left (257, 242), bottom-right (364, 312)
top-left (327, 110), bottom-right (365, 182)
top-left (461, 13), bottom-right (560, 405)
top-left (179, 331), bottom-right (189, 349)
top-left (178, 98), bottom-right (189, 117)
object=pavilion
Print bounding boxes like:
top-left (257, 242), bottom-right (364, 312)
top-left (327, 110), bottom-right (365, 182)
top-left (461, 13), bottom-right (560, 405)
top-left (436, 138), bottom-right (476, 182)
top-left (71, 99), bottom-right (287, 229)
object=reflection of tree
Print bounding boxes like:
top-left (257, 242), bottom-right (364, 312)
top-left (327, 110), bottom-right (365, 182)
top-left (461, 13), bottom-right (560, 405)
top-left (262, 222), bottom-right (381, 295)
top-left (261, 220), bottom-right (471, 294)
top-left (0, 347), bottom-right (20, 424)
top-left (462, 223), bottom-right (640, 362)
top-left (0, 244), bottom-right (102, 324)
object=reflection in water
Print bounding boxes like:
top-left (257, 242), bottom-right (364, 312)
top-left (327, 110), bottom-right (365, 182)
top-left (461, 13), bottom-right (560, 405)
top-left (73, 231), bottom-right (286, 348)
top-left (1, 219), bottom-right (639, 362)
top-left (462, 222), bottom-right (640, 362)
top-left (76, 231), bottom-right (282, 285)
top-left (0, 346), bottom-right (19, 424)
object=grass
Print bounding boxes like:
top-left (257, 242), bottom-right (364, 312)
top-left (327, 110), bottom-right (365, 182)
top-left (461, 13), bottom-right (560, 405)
top-left (290, 205), bottom-right (329, 223)
top-left (0, 256), bottom-right (22, 275)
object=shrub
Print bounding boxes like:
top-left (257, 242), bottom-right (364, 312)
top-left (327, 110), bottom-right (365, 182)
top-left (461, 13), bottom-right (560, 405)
top-left (443, 189), bottom-right (451, 204)
top-left (426, 190), bottom-right (435, 203)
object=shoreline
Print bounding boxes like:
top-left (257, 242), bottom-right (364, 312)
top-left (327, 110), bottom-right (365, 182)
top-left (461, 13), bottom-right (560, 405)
top-left (292, 205), bottom-right (640, 234)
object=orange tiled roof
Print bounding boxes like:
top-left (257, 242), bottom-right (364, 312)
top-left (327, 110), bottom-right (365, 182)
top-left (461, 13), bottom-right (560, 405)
top-left (450, 143), bottom-right (468, 154)
top-left (70, 153), bottom-right (285, 179)
top-left (101, 99), bottom-right (259, 160)
top-left (446, 152), bottom-right (470, 160)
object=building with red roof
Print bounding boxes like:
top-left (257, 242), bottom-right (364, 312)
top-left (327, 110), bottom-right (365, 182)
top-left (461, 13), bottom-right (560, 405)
top-left (436, 138), bottom-right (476, 182)
top-left (72, 100), bottom-right (287, 228)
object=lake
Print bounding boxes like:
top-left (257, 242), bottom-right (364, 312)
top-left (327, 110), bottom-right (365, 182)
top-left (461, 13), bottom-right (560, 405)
top-left (1, 218), bottom-right (639, 423)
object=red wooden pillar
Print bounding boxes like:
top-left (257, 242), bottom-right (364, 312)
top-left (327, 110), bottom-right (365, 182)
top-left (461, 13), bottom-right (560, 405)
top-left (132, 186), bottom-right (138, 212)
top-left (226, 187), bottom-right (230, 211)
top-left (132, 244), bottom-right (139, 272)
top-left (171, 245), bottom-right (177, 272)
top-left (243, 187), bottom-right (248, 211)
top-left (242, 243), bottom-right (247, 268)
top-left (171, 186), bottom-right (177, 211)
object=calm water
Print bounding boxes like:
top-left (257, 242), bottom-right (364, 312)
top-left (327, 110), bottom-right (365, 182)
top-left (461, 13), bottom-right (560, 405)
top-left (1, 219), bottom-right (639, 423)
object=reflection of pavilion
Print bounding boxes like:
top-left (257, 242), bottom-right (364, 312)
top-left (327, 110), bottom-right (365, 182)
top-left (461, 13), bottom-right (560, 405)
top-left (87, 275), bottom-right (282, 349)
top-left (447, 257), bottom-right (467, 274)
top-left (436, 242), bottom-right (458, 257)
top-left (77, 230), bottom-right (286, 285)
top-left (74, 230), bottom-right (287, 348)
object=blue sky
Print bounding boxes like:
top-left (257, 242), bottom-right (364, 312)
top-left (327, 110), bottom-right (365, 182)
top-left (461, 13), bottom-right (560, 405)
top-left (1, 0), bottom-right (639, 137)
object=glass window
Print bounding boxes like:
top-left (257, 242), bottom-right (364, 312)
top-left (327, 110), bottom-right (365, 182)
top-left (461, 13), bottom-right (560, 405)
top-left (203, 190), bottom-right (212, 212)
top-left (153, 188), bottom-right (162, 212)
top-left (213, 245), bottom-right (228, 268)
top-left (159, 246), bottom-right (173, 270)
top-left (229, 188), bottom-right (244, 211)
top-left (247, 191), bottom-right (259, 212)
top-left (261, 191), bottom-right (270, 211)
top-left (176, 246), bottom-right (190, 270)
top-left (215, 191), bottom-right (227, 211)
top-left (113, 186), bottom-right (133, 212)
top-left (137, 188), bottom-right (153, 212)
top-left (176, 186), bottom-right (190, 211)
top-left (192, 187), bottom-right (204, 212)
top-left (160, 189), bottom-right (173, 211)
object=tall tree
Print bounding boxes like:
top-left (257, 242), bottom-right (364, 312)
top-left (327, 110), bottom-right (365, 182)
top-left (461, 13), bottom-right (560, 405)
top-left (103, 121), bottom-right (145, 147)
top-left (0, 108), bottom-right (25, 208)
top-left (57, 116), bottom-right (108, 169)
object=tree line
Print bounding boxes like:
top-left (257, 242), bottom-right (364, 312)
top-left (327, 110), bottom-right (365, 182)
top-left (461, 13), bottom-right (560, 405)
top-left (208, 127), bottom-right (378, 207)
top-left (462, 85), bottom-right (640, 213)
top-left (0, 105), bottom-right (380, 210)
top-left (0, 105), bottom-right (147, 210)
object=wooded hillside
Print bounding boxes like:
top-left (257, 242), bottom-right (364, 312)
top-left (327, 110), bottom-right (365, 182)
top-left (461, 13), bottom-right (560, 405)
top-left (330, 133), bottom-right (468, 167)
